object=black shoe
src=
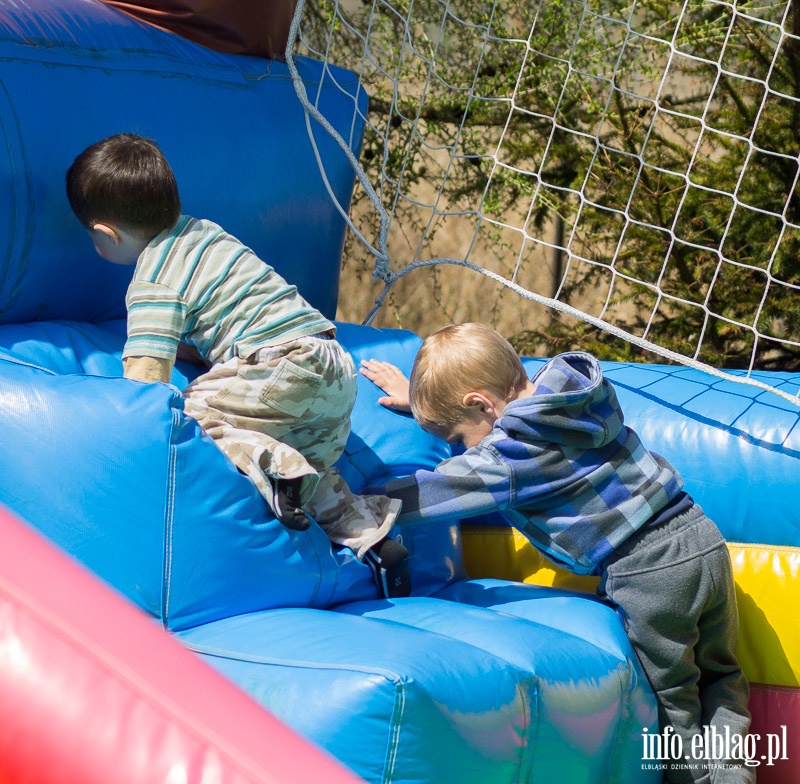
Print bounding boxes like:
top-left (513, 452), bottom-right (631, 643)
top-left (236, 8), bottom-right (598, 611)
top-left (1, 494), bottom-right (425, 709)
top-left (274, 477), bottom-right (311, 531)
top-left (363, 538), bottom-right (411, 598)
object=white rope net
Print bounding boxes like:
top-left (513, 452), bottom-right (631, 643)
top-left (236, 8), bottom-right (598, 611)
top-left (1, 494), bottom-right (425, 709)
top-left (288, 0), bottom-right (800, 404)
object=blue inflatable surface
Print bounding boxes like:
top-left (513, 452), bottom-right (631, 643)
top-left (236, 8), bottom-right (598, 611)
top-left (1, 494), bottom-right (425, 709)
top-left (18, 1), bottom-right (800, 782)
top-left (0, 0), bottom-right (364, 323)
top-left (0, 318), bottom-right (658, 783)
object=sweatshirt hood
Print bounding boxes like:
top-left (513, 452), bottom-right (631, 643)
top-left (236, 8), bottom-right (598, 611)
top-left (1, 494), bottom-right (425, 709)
top-left (496, 352), bottom-right (625, 449)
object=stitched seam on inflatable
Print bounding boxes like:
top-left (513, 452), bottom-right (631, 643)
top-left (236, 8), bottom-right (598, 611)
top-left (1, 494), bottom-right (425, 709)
top-left (383, 681), bottom-right (405, 783)
top-left (161, 396), bottom-right (180, 629)
top-left (0, 80), bottom-right (33, 317)
top-left (514, 679), bottom-right (534, 784)
top-left (182, 643), bottom-right (410, 678)
top-left (606, 664), bottom-right (634, 784)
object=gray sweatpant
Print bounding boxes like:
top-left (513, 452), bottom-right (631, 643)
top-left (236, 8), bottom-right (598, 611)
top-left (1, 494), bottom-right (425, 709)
top-left (599, 505), bottom-right (754, 784)
top-left (182, 334), bottom-right (399, 557)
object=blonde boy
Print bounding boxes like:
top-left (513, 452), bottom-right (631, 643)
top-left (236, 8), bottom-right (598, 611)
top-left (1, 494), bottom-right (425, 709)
top-left (361, 322), bottom-right (752, 783)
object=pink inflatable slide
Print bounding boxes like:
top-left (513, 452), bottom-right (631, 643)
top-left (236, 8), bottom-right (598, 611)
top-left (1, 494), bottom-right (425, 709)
top-left (0, 505), bottom-right (361, 784)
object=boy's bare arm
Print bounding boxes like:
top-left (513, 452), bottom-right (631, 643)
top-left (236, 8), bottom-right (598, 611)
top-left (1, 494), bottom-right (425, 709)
top-left (123, 355), bottom-right (174, 384)
top-left (359, 359), bottom-right (411, 412)
top-left (124, 343), bottom-right (208, 384)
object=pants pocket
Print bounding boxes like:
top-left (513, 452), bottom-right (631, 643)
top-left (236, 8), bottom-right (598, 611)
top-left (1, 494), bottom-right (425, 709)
top-left (251, 357), bottom-right (323, 418)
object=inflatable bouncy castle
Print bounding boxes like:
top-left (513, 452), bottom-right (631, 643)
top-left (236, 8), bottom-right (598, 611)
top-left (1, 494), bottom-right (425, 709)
top-left (0, 1), bottom-right (797, 782)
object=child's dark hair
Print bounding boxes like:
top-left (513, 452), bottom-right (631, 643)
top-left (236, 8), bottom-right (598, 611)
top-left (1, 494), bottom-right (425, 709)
top-left (66, 133), bottom-right (181, 239)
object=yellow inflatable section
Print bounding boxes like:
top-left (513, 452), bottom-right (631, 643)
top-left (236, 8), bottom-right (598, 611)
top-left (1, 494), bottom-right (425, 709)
top-left (462, 529), bottom-right (800, 689)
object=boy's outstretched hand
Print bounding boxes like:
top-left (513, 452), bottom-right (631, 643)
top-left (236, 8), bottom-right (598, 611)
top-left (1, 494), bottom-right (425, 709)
top-left (360, 359), bottom-right (412, 412)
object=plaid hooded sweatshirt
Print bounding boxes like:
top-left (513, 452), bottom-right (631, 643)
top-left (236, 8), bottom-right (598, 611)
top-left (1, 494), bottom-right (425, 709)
top-left (374, 352), bottom-right (686, 576)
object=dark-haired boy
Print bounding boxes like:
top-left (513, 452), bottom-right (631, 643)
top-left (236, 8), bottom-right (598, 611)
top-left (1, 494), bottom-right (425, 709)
top-left (67, 133), bottom-right (409, 598)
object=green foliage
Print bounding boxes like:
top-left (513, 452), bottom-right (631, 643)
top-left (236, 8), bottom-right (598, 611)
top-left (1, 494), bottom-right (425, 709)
top-left (302, 0), bottom-right (800, 369)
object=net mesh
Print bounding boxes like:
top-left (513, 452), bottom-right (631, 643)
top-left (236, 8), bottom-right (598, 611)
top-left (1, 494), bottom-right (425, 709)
top-left (287, 0), bottom-right (800, 404)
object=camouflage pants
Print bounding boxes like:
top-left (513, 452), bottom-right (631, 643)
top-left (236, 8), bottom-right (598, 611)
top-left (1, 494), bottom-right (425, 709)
top-left (182, 335), bottom-right (400, 557)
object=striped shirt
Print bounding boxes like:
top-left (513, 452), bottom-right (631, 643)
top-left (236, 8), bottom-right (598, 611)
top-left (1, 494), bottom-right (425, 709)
top-left (122, 216), bottom-right (334, 364)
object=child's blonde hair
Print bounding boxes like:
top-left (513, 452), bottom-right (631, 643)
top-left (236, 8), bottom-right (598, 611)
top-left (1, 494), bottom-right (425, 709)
top-left (409, 323), bottom-right (528, 432)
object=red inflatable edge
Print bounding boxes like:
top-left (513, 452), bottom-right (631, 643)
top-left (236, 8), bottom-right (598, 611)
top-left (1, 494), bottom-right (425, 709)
top-left (0, 505), bottom-right (361, 784)
top-left (748, 683), bottom-right (799, 784)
